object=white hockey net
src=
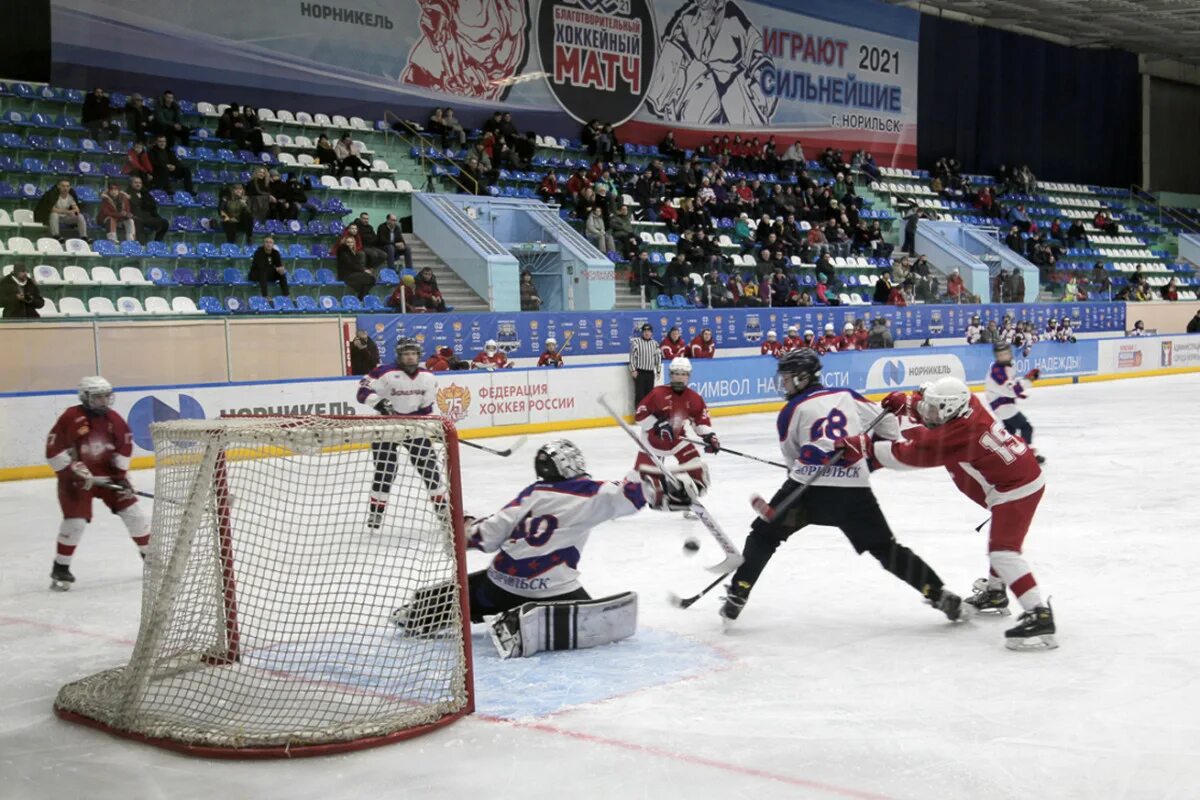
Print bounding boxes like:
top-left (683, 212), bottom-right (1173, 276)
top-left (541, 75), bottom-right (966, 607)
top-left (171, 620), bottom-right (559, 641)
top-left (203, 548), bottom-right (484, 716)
top-left (54, 415), bottom-right (473, 757)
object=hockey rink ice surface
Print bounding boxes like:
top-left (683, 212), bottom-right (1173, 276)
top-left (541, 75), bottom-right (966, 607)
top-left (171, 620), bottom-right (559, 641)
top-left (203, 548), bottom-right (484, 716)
top-left (2, 374), bottom-right (1198, 800)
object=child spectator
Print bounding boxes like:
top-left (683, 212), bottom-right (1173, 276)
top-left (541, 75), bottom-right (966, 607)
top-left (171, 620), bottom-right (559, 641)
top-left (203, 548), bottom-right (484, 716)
top-left (97, 182), bottom-right (136, 242)
top-left (538, 338), bottom-right (564, 368)
top-left (387, 274), bottom-right (423, 312)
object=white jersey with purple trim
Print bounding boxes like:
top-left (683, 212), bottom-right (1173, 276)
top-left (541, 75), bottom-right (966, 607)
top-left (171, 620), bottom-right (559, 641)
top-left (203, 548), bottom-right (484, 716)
top-left (984, 361), bottom-right (1027, 421)
top-left (357, 366), bottom-right (437, 415)
top-left (469, 477), bottom-right (647, 598)
top-left (775, 386), bottom-right (899, 488)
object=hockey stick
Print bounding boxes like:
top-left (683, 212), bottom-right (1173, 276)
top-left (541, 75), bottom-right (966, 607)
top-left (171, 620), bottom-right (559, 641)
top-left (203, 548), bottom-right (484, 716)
top-left (597, 394), bottom-right (743, 574)
top-left (667, 571), bottom-right (731, 609)
top-left (975, 517), bottom-right (991, 533)
top-left (92, 478), bottom-right (168, 504)
top-left (683, 438), bottom-right (788, 470)
top-left (460, 436), bottom-right (528, 458)
top-left (749, 409), bottom-right (891, 522)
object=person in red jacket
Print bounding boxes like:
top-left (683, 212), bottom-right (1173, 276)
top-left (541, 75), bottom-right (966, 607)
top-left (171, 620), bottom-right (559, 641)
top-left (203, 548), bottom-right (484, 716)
top-left (45, 376), bottom-right (150, 590)
top-left (689, 327), bottom-right (716, 359)
top-left (761, 330), bottom-right (783, 357)
top-left (815, 323), bottom-right (840, 354)
top-left (661, 326), bottom-right (687, 360)
top-left (837, 322), bottom-right (858, 351)
top-left (122, 141), bottom-right (154, 180)
top-left (853, 319), bottom-right (870, 350)
top-left (835, 377), bottom-right (1054, 650)
top-left (537, 337), bottom-right (564, 367)
top-left (633, 356), bottom-right (717, 497)
top-left (386, 274), bottom-right (424, 312)
top-left (425, 346), bottom-right (456, 371)
top-left (781, 325), bottom-right (804, 352)
top-left (414, 266), bottom-right (447, 312)
top-left (472, 339), bottom-right (511, 370)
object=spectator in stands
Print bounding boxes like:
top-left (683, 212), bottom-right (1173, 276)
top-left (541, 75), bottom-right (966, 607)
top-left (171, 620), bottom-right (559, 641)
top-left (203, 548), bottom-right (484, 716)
top-left (81, 87), bottom-right (120, 142)
top-left (441, 108), bottom-right (468, 148)
top-left (630, 251), bottom-right (662, 294)
top-left (36, 179), bottom-right (87, 240)
top-left (538, 338), bottom-right (564, 368)
top-left (216, 104), bottom-right (246, 145)
top-left (520, 271), bottom-right (542, 311)
top-left (1008, 204), bottom-right (1032, 233)
top-left (349, 330), bottom-right (380, 375)
top-left (0, 263), bottom-right (44, 318)
top-left (240, 106), bottom-right (266, 155)
top-left (123, 93), bottom-right (153, 143)
top-left (218, 183), bottom-right (254, 244)
top-left (149, 134), bottom-right (194, 194)
top-left (583, 205), bottom-right (614, 254)
top-left (314, 134), bottom-right (338, 170)
top-left (426, 107), bottom-right (450, 148)
top-left (993, 268), bottom-right (1010, 302)
top-left (245, 166), bottom-right (275, 222)
top-left (336, 232), bottom-right (376, 300)
top-left (415, 266), bottom-right (447, 312)
top-left (946, 268), bottom-right (972, 303)
top-left (386, 274), bottom-right (421, 312)
top-left (333, 134), bottom-right (368, 179)
top-left (152, 90), bottom-right (189, 146)
top-left (872, 271), bottom-right (893, 304)
top-left (902, 209), bottom-right (921, 254)
top-left (1089, 263), bottom-right (1110, 298)
top-left (1005, 225), bottom-right (1025, 256)
top-left (1162, 277), bottom-right (1180, 301)
top-left (1094, 207), bottom-right (1119, 234)
top-left (375, 214), bottom-right (412, 271)
top-left (1067, 219), bottom-right (1088, 246)
top-left (867, 317), bottom-right (894, 349)
top-left (249, 236), bottom-right (288, 298)
top-left (122, 140), bottom-right (153, 181)
top-left (1129, 320), bottom-right (1146, 336)
top-left (97, 181), bottom-right (136, 242)
top-left (609, 204), bottom-right (635, 254)
top-left (1187, 310), bottom-right (1200, 334)
top-left (538, 170), bottom-right (560, 204)
top-left (458, 157), bottom-right (482, 195)
top-left (1063, 273), bottom-right (1079, 302)
top-left (659, 130), bottom-right (683, 163)
top-left (127, 176), bottom-right (168, 243)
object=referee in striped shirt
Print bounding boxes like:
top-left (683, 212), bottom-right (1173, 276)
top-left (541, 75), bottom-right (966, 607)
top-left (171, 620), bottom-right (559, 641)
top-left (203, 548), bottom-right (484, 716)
top-left (629, 322), bottom-right (662, 408)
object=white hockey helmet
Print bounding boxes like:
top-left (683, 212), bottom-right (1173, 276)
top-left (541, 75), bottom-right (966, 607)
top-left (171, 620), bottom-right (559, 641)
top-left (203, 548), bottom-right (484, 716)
top-left (787, 325), bottom-right (798, 335)
top-left (766, 329), bottom-right (777, 339)
top-left (535, 439), bottom-right (587, 482)
top-left (484, 339), bottom-right (498, 353)
top-left (804, 328), bottom-right (814, 338)
top-left (545, 337), bottom-right (557, 346)
top-left (668, 356), bottom-right (692, 391)
top-left (917, 377), bottom-right (971, 427)
top-left (78, 375), bottom-right (114, 412)
top-left (843, 322), bottom-right (854, 333)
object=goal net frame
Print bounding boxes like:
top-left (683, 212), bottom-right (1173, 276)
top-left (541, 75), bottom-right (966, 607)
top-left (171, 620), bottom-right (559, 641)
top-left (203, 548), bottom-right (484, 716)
top-left (53, 414), bottom-right (475, 758)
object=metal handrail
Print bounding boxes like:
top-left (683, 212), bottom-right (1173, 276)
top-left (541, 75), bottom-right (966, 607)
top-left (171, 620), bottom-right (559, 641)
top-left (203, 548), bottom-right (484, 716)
top-left (382, 111), bottom-right (478, 196)
top-left (1129, 184), bottom-right (1200, 236)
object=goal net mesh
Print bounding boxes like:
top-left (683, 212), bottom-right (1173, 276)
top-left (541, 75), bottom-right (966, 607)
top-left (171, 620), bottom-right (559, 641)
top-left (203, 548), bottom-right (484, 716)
top-left (54, 416), bottom-right (472, 755)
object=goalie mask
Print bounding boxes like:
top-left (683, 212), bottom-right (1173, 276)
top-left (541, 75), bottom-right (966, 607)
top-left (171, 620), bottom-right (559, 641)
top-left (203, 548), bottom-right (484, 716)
top-left (668, 356), bottom-right (692, 393)
top-left (917, 377), bottom-right (971, 427)
top-left (776, 348), bottom-right (821, 397)
top-left (396, 337), bottom-right (422, 373)
top-left (78, 375), bottom-right (114, 413)
top-left (534, 439), bottom-right (587, 482)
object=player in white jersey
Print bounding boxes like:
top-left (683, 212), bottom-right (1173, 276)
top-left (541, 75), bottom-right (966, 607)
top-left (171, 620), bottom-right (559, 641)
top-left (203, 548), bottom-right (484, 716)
top-left (357, 337), bottom-right (443, 528)
top-left (965, 314), bottom-right (982, 344)
top-left (984, 341), bottom-right (1044, 463)
top-left (720, 349), bottom-right (964, 624)
top-left (391, 439), bottom-right (694, 658)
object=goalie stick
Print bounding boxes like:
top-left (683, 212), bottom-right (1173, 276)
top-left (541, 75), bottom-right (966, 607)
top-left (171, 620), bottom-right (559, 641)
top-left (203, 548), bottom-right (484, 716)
top-left (749, 409), bottom-right (891, 522)
top-left (597, 394), bottom-right (742, 574)
top-left (460, 436), bottom-right (528, 458)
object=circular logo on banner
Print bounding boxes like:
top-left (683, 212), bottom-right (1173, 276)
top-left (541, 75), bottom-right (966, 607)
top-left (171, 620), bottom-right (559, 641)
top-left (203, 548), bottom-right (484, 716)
top-left (128, 394), bottom-right (206, 451)
top-left (538, 0), bottom-right (657, 125)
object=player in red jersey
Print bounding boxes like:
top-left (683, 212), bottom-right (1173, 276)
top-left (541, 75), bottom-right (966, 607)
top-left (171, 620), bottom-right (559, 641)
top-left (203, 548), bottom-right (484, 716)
top-left (781, 325), bottom-right (804, 352)
top-left (660, 326), bottom-right (687, 360)
top-left (816, 323), bottom-right (840, 354)
top-left (44, 376), bottom-right (150, 590)
top-left (472, 339), bottom-right (512, 370)
top-left (837, 322), bottom-right (859, 351)
top-left (633, 357), bottom-right (717, 496)
top-left (835, 376), bottom-right (1056, 650)
top-left (688, 327), bottom-right (716, 359)
top-left (537, 337), bottom-right (564, 367)
top-left (760, 330), bottom-right (783, 357)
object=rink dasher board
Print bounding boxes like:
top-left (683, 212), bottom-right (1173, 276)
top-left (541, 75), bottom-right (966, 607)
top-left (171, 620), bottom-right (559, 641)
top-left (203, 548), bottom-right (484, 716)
top-left (2, 335), bottom-right (1198, 480)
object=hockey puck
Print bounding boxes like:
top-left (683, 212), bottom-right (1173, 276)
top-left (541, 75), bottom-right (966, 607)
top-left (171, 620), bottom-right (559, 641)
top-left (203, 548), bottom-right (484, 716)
top-left (682, 536), bottom-right (701, 554)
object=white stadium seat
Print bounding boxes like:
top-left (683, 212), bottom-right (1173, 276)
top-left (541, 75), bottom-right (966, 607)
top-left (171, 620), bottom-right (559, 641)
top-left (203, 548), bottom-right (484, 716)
top-left (58, 297), bottom-right (90, 316)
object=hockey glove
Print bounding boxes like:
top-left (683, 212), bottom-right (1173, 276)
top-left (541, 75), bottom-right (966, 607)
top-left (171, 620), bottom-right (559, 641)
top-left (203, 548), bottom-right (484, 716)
top-left (880, 391), bottom-right (910, 416)
top-left (642, 473), bottom-right (697, 511)
top-left (832, 434), bottom-right (873, 465)
top-left (651, 418), bottom-right (675, 444)
top-left (1024, 368), bottom-right (1040, 381)
top-left (110, 475), bottom-right (135, 500)
top-left (375, 399), bottom-right (396, 415)
top-left (702, 432), bottom-right (720, 454)
top-left (68, 461), bottom-right (96, 490)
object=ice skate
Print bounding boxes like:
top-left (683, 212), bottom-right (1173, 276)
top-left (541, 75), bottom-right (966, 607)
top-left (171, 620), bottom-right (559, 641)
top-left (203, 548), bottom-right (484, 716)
top-left (50, 562), bottom-right (75, 592)
top-left (1005, 602), bottom-right (1057, 650)
top-left (930, 589), bottom-right (965, 621)
top-left (965, 577), bottom-right (1011, 616)
top-left (718, 580), bottom-right (751, 626)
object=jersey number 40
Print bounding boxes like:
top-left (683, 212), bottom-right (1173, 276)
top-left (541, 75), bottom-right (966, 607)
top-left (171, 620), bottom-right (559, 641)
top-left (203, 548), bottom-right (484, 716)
top-left (512, 511), bottom-right (560, 546)
top-left (979, 420), bottom-right (1028, 464)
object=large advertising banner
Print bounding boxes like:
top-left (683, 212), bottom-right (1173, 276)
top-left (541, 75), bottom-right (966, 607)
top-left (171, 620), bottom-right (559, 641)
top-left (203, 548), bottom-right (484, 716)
top-left (50, 0), bottom-right (919, 163)
top-left (357, 302), bottom-right (1126, 362)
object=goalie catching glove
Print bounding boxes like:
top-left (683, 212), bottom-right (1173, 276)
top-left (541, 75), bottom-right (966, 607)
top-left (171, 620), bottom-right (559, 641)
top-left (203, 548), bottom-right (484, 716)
top-left (640, 472), bottom-right (698, 511)
top-left (375, 399), bottom-right (396, 415)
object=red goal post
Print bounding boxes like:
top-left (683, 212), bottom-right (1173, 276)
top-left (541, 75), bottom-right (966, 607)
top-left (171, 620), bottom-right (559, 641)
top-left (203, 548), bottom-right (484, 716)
top-left (54, 414), bottom-right (474, 758)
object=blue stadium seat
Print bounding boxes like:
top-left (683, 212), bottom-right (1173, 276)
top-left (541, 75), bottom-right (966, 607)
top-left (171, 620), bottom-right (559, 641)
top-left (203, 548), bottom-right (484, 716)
top-left (119, 241), bottom-right (145, 257)
top-left (146, 265), bottom-right (173, 285)
top-left (317, 295), bottom-right (341, 312)
top-left (75, 186), bottom-right (99, 203)
top-left (655, 294), bottom-right (671, 309)
top-left (219, 243), bottom-right (242, 259)
top-left (363, 295), bottom-right (385, 311)
top-left (248, 296), bottom-right (276, 313)
top-left (287, 243), bottom-right (309, 259)
top-left (196, 243), bottom-right (220, 259)
top-left (198, 295), bottom-right (223, 314)
top-left (99, 162), bottom-right (122, 178)
top-left (52, 136), bottom-right (77, 152)
top-left (27, 136), bottom-right (51, 150)
top-left (225, 296), bottom-right (247, 313)
top-left (22, 157), bottom-right (47, 173)
top-left (295, 295), bottom-right (319, 312)
top-left (310, 243), bottom-right (330, 259)
top-left (273, 296), bottom-right (297, 312)
top-left (377, 268), bottom-right (399, 285)
top-left (223, 267), bottom-right (248, 285)
top-left (671, 294), bottom-right (688, 307)
top-left (146, 241), bottom-right (171, 258)
top-left (198, 268), bottom-right (223, 285)
top-left (91, 239), bottom-right (119, 257)
top-left (315, 268), bottom-right (338, 285)
top-left (340, 295), bottom-right (363, 311)
top-left (174, 267), bottom-right (199, 286)
top-left (291, 268), bottom-right (316, 286)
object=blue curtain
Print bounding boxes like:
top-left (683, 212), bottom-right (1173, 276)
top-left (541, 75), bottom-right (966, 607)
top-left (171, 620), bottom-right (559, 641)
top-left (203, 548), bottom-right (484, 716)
top-left (918, 15), bottom-right (1140, 187)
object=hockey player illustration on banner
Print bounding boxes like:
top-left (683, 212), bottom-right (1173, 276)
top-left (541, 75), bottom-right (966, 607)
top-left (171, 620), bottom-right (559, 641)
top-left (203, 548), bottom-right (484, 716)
top-left (985, 340), bottom-right (1044, 463)
top-left (45, 377), bottom-right (150, 590)
top-left (400, 0), bottom-right (529, 101)
top-left (390, 440), bottom-right (695, 658)
top-left (357, 338), bottom-right (446, 528)
top-left (720, 350), bottom-right (964, 625)
top-left (645, 0), bottom-right (777, 125)
top-left (856, 378), bottom-right (1056, 650)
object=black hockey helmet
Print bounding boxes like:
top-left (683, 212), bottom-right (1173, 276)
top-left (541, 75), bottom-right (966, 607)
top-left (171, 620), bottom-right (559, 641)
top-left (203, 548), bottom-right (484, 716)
top-left (396, 337), bottom-right (422, 370)
top-left (993, 340), bottom-right (1013, 362)
top-left (777, 348), bottom-right (821, 396)
top-left (534, 440), bottom-right (587, 482)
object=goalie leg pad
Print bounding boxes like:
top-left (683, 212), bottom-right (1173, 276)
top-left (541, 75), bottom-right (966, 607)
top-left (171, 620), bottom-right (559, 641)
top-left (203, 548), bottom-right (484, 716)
top-left (490, 591), bottom-right (638, 659)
